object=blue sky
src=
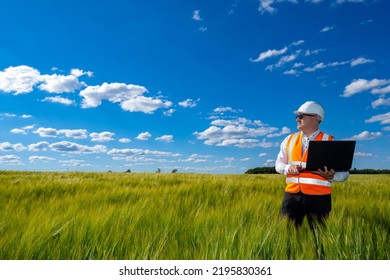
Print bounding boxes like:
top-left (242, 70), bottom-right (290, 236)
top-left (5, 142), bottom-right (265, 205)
top-left (0, 0), bottom-right (389, 173)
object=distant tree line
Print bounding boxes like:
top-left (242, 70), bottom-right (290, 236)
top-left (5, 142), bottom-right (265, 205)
top-left (349, 168), bottom-right (390, 174)
top-left (245, 167), bottom-right (390, 174)
top-left (120, 168), bottom-right (179, 173)
top-left (245, 167), bottom-right (277, 174)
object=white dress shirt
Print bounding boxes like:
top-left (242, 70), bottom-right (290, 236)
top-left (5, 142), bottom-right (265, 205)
top-left (275, 130), bottom-right (349, 182)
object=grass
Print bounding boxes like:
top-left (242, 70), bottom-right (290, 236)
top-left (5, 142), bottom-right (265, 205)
top-left (0, 171), bottom-right (388, 260)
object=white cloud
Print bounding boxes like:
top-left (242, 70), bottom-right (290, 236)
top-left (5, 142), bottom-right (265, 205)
top-left (80, 82), bottom-right (146, 108)
top-left (155, 135), bottom-right (174, 142)
top-left (361, 19), bottom-right (373, 25)
top-left (304, 49), bottom-right (324, 56)
top-left (60, 129), bottom-right (88, 139)
top-left (290, 40), bottom-right (305, 47)
top-left (38, 74), bottom-right (85, 93)
top-left (1, 65), bottom-right (172, 114)
top-left (179, 98), bottom-right (200, 108)
top-left (335, 0), bottom-right (367, 4)
top-left (0, 65), bottom-right (91, 95)
top-left (121, 95), bottom-right (172, 114)
top-left (213, 106), bottom-right (239, 114)
top-left (325, 61), bottom-right (350, 67)
top-left (11, 128), bottom-right (27, 134)
top-left (371, 97), bottom-right (390, 109)
top-left (33, 127), bottom-right (88, 139)
top-left (29, 156), bottom-right (56, 163)
top-left (258, 139), bottom-right (275, 148)
top-left (365, 112), bottom-right (390, 125)
top-left (259, 153), bottom-right (267, 157)
top-left (192, 10), bottom-right (207, 32)
top-left (49, 141), bottom-right (107, 154)
top-left (320, 25), bottom-right (335, 33)
top-left (0, 65), bottom-right (41, 94)
top-left (41, 96), bottom-right (75, 105)
top-left (266, 52), bottom-right (300, 71)
top-left (218, 138), bottom-right (264, 148)
top-left (34, 127), bottom-right (58, 137)
top-left (350, 57), bottom-right (375, 67)
top-left (89, 131), bottom-right (115, 142)
top-left (108, 148), bottom-right (181, 157)
top-left (258, 0), bottom-right (369, 15)
top-left (346, 131), bottom-right (383, 141)
top-left (295, 63), bottom-right (305, 68)
top-left (0, 113), bottom-right (16, 118)
top-left (194, 118), bottom-right (278, 148)
top-left (0, 154), bottom-right (23, 165)
top-left (119, 138), bottom-right (131, 143)
top-left (198, 110), bottom-right (284, 149)
top-left (70, 68), bottom-right (93, 78)
top-left (211, 117), bottom-right (261, 127)
top-left (342, 79), bottom-right (390, 97)
top-left (59, 159), bottom-right (92, 167)
top-left (354, 152), bottom-right (373, 158)
top-left (136, 132), bottom-right (152, 141)
top-left (371, 85), bottom-right (390, 95)
top-left (211, 119), bottom-right (236, 127)
top-left (258, 0), bottom-right (279, 14)
top-left (303, 62), bottom-right (327, 72)
top-left (0, 142), bottom-right (27, 152)
top-left (180, 154), bottom-right (211, 163)
top-left (253, 44), bottom-right (372, 75)
top-left (264, 159), bottom-right (275, 166)
top-left (284, 69), bottom-right (299, 76)
top-left (267, 126), bottom-right (291, 138)
top-left (80, 82), bottom-right (172, 114)
top-left (250, 47), bottom-right (288, 63)
top-left (192, 10), bottom-right (202, 21)
top-left (28, 141), bottom-right (50, 151)
top-left (163, 108), bottom-right (176, 116)
top-left (10, 124), bottom-right (33, 133)
top-left (23, 125), bottom-right (36, 130)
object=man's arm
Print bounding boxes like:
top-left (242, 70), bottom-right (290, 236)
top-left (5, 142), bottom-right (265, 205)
top-left (332, 171), bottom-right (349, 182)
top-left (275, 136), bottom-right (291, 175)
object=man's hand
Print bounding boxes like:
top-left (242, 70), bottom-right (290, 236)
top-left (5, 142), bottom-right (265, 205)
top-left (312, 166), bottom-right (335, 181)
top-left (288, 164), bottom-right (302, 175)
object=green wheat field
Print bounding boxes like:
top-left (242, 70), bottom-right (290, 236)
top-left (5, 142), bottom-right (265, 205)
top-left (0, 171), bottom-right (388, 260)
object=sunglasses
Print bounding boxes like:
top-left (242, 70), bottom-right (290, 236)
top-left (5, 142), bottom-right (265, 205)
top-left (296, 113), bottom-right (317, 119)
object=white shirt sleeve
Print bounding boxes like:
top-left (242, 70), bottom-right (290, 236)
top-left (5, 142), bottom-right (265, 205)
top-left (275, 135), bottom-right (291, 175)
top-left (332, 171), bottom-right (349, 182)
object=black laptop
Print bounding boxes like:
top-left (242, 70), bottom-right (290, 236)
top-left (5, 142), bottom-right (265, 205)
top-left (305, 141), bottom-right (356, 172)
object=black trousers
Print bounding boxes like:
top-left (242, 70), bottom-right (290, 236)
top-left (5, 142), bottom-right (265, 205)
top-left (281, 191), bottom-right (331, 228)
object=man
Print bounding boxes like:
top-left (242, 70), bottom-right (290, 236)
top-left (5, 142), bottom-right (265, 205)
top-left (275, 101), bottom-right (349, 229)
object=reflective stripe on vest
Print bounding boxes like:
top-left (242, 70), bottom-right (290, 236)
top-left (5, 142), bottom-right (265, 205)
top-left (321, 133), bottom-right (330, 141)
top-left (285, 131), bottom-right (334, 195)
top-left (286, 177), bottom-right (332, 187)
top-left (287, 133), bottom-right (300, 162)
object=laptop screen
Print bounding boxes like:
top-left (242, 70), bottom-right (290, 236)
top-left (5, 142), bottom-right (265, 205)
top-left (305, 141), bottom-right (356, 171)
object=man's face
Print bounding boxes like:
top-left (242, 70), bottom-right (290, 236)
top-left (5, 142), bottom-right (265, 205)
top-left (296, 113), bottom-right (318, 131)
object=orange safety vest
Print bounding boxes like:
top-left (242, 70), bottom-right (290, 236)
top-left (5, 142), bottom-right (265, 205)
top-left (285, 131), bottom-right (334, 195)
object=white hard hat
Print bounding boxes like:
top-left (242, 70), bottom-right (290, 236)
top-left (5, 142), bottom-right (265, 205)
top-left (293, 101), bottom-right (325, 121)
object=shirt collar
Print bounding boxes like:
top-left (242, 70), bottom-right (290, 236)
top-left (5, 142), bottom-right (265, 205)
top-left (302, 129), bottom-right (320, 141)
